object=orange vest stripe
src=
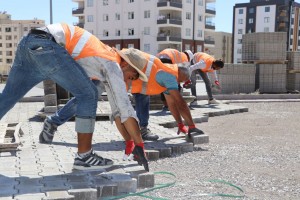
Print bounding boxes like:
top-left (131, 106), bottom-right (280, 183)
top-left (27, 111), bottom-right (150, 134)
top-left (194, 52), bottom-right (215, 72)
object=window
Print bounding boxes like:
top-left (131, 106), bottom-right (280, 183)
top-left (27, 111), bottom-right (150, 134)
top-left (116, 0), bottom-right (120, 3)
top-left (265, 6), bottom-right (270, 12)
top-left (87, 0), bottom-right (93, 7)
top-left (128, 44), bottom-right (134, 48)
top-left (249, 18), bottom-right (253, 24)
top-left (237, 49), bottom-right (242, 54)
top-left (128, 12), bottom-right (134, 20)
top-left (198, 15), bottom-right (202, 22)
top-left (115, 13), bottom-right (120, 20)
top-left (144, 44), bottom-right (150, 52)
top-left (115, 44), bottom-right (121, 49)
top-left (144, 10), bottom-right (150, 18)
top-left (197, 30), bottom-right (202, 37)
top-left (6, 51), bottom-right (12, 56)
top-left (186, 28), bottom-right (191, 36)
top-left (103, 0), bottom-right (108, 6)
top-left (249, 8), bottom-right (254, 14)
top-left (6, 36), bottom-right (12, 40)
top-left (129, 0), bottom-right (134, 3)
top-left (87, 15), bottom-right (94, 22)
top-left (24, 27), bottom-right (28, 31)
top-left (186, 0), bottom-right (192, 3)
top-left (238, 39), bottom-right (242, 44)
top-left (14, 27), bottom-right (17, 31)
top-left (115, 29), bottom-right (120, 36)
top-left (144, 27), bottom-right (150, 35)
top-left (6, 43), bottom-right (12, 48)
top-left (5, 27), bottom-right (11, 32)
top-left (264, 17), bottom-right (270, 23)
top-left (264, 27), bottom-right (269, 32)
top-left (186, 12), bottom-right (191, 20)
top-left (198, 0), bottom-right (203, 6)
top-left (238, 19), bottom-right (243, 24)
top-left (103, 30), bottom-right (109, 37)
top-left (185, 44), bottom-right (191, 51)
top-left (128, 28), bottom-right (134, 35)
top-left (239, 9), bottom-right (243, 14)
top-left (103, 14), bottom-right (109, 21)
top-left (238, 29), bottom-right (243, 34)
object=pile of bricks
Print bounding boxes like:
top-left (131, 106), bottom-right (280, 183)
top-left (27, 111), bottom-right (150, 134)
top-left (287, 52), bottom-right (300, 91)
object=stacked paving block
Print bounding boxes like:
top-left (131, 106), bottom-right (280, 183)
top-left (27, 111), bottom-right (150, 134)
top-left (286, 51), bottom-right (300, 91)
top-left (43, 80), bottom-right (58, 113)
top-left (242, 32), bottom-right (287, 93)
top-left (217, 63), bottom-right (256, 94)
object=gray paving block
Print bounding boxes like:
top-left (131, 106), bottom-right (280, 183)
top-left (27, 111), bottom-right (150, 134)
top-left (68, 188), bottom-right (97, 200)
top-left (136, 172), bottom-right (155, 188)
top-left (43, 191), bottom-right (75, 200)
top-left (14, 193), bottom-right (46, 200)
top-left (145, 149), bottom-right (160, 161)
top-left (186, 134), bottom-right (209, 145)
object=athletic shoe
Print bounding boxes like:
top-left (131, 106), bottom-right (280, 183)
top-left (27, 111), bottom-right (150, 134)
top-left (73, 150), bottom-right (113, 170)
top-left (208, 98), bottom-right (220, 104)
top-left (141, 127), bottom-right (159, 141)
top-left (190, 100), bottom-right (198, 106)
top-left (132, 145), bottom-right (149, 172)
top-left (39, 119), bottom-right (57, 144)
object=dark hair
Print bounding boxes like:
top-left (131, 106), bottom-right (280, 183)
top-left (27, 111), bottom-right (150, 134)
top-left (214, 59), bottom-right (224, 68)
top-left (159, 58), bottom-right (173, 64)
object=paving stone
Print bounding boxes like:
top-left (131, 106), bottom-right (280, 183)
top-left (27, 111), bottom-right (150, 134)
top-left (186, 134), bottom-right (209, 145)
top-left (136, 172), bottom-right (155, 188)
top-left (145, 149), bottom-right (160, 161)
top-left (0, 185), bottom-right (18, 196)
top-left (43, 191), bottom-right (74, 200)
top-left (15, 193), bottom-right (46, 200)
top-left (68, 188), bottom-right (97, 200)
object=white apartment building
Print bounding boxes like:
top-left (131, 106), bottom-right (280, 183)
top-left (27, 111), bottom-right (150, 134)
top-left (72, 0), bottom-right (216, 55)
top-left (0, 12), bottom-right (45, 74)
top-left (233, 0), bottom-right (300, 63)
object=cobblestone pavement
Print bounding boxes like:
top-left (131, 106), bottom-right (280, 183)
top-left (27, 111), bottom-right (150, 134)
top-left (0, 100), bottom-right (248, 200)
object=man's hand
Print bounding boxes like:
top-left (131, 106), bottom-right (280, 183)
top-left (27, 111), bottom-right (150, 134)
top-left (188, 125), bottom-right (204, 138)
top-left (177, 122), bottom-right (188, 135)
top-left (214, 80), bottom-right (220, 86)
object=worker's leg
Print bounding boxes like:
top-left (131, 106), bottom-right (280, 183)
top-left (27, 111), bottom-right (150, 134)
top-left (198, 70), bottom-right (213, 100)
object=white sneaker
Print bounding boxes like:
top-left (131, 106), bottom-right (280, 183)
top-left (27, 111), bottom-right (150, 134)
top-left (190, 100), bottom-right (198, 106)
top-left (208, 99), bottom-right (220, 104)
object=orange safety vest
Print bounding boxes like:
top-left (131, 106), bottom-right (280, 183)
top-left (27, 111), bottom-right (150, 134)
top-left (193, 52), bottom-right (215, 72)
top-left (59, 23), bottom-right (120, 62)
top-left (130, 52), bottom-right (178, 95)
top-left (157, 48), bottom-right (188, 64)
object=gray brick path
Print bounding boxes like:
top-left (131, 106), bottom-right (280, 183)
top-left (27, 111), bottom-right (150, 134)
top-left (0, 100), bottom-right (248, 199)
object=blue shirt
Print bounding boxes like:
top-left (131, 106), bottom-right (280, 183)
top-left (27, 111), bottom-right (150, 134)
top-left (155, 71), bottom-right (178, 95)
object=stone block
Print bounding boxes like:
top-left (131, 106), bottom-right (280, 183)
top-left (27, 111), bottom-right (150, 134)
top-left (43, 191), bottom-right (74, 200)
top-left (137, 172), bottom-right (155, 188)
top-left (145, 149), bottom-right (160, 161)
top-left (186, 134), bottom-right (209, 145)
top-left (68, 188), bottom-right (97, 200)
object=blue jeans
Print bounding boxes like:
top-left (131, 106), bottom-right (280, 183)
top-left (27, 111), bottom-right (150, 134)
top-left (133, 93), bottom-right (149, 128)
top-left (0, 33), bottom-right (98, 133)
top-left (190, 69), bottom-right (213, 100)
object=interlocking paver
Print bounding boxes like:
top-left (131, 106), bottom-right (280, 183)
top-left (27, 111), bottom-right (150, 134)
top-left (0, 100), bottom-right (248, 199)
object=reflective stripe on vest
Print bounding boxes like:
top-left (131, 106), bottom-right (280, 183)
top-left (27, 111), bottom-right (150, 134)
top-left (141, 55), bottom-right (155, 94)
top-left (72, 31), bottom-right (92, 58)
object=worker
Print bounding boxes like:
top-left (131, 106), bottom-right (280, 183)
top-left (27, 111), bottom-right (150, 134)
top-left (157, 48), bottom-right (194, 111)
top-left (129, 48), bottom-right (204, 139)
top-left (185, 52), bottom-right (224, 105)
top-left (1, 23), bottom-right (149, 171)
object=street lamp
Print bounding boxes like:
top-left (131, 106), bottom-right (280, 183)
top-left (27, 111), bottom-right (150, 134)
top-left (50, 0), bottom-right (53, 24)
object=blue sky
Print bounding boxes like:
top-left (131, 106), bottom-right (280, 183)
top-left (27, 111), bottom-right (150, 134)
top-left (0, 0), bottom-right (296, 33)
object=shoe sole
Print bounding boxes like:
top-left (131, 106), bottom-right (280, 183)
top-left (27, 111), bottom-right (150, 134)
top-left (73, 163), bottom-right (113, 170)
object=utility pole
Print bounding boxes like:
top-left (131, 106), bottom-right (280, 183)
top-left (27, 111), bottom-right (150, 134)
top-left (50, 0), bottom-right (53, 24)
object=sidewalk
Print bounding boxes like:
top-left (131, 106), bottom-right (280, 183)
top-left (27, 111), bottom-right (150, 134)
top-left (0, 98), bottom-right (249, 199)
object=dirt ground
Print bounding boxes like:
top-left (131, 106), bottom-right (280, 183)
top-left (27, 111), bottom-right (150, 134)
top-left (127, 102), bottom-right (300, 200)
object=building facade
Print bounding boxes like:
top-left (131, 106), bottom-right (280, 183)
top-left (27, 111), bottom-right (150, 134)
top-left (232, 0), bottom-right (300, 63)
top-left (72, 0), bottom-right (216, 55)
top-left (0, 12), bottom-right (45, 74)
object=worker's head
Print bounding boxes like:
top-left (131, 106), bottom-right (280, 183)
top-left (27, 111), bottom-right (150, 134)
top-left (184, 50), bottom-right (194, 62)
top-left (115, 48), bottom-right (148, 82)
top-left (212, 59), bottom-right (224, 70)
top-left (177, 62), bottom-right (191, 83)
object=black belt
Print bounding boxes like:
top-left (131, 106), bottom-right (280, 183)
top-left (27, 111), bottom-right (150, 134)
top-left (29, 29), bottom-right (56, 43)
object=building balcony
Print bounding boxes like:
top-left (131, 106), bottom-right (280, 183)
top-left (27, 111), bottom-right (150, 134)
top-left (204, 39), bottom-right (215, 45)
top-left (205, 22), bottom-right (215, 30)
top-left (157, 0), bottom-right (182, 10)
top-left (205, 6), bottom-right (216, 15)
top-left (157, 18), bottom-right (182, 27)
top-left (157, 35), bottom-right (182, 42)
top-left (73, 22), bottom-right (84, 28)
top-left (72, 0), bottom-right (84, 2)
top-left (72, 8), bottom-right (84, 15)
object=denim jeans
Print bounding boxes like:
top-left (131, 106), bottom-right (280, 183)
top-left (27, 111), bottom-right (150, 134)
top-left (133, 93), bottom-right (149, 127)
top-left (0, 33), bottom-right (98, 133)
top-left (190, 69), bottom-right (213, 100)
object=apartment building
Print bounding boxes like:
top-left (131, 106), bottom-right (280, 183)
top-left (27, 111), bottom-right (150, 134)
top-left (0, 12), bottom-right (45, 74)
top-left (233, 0), bottom-right (300, 63)
top-left (72, 0), bottom-right (216, 55)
